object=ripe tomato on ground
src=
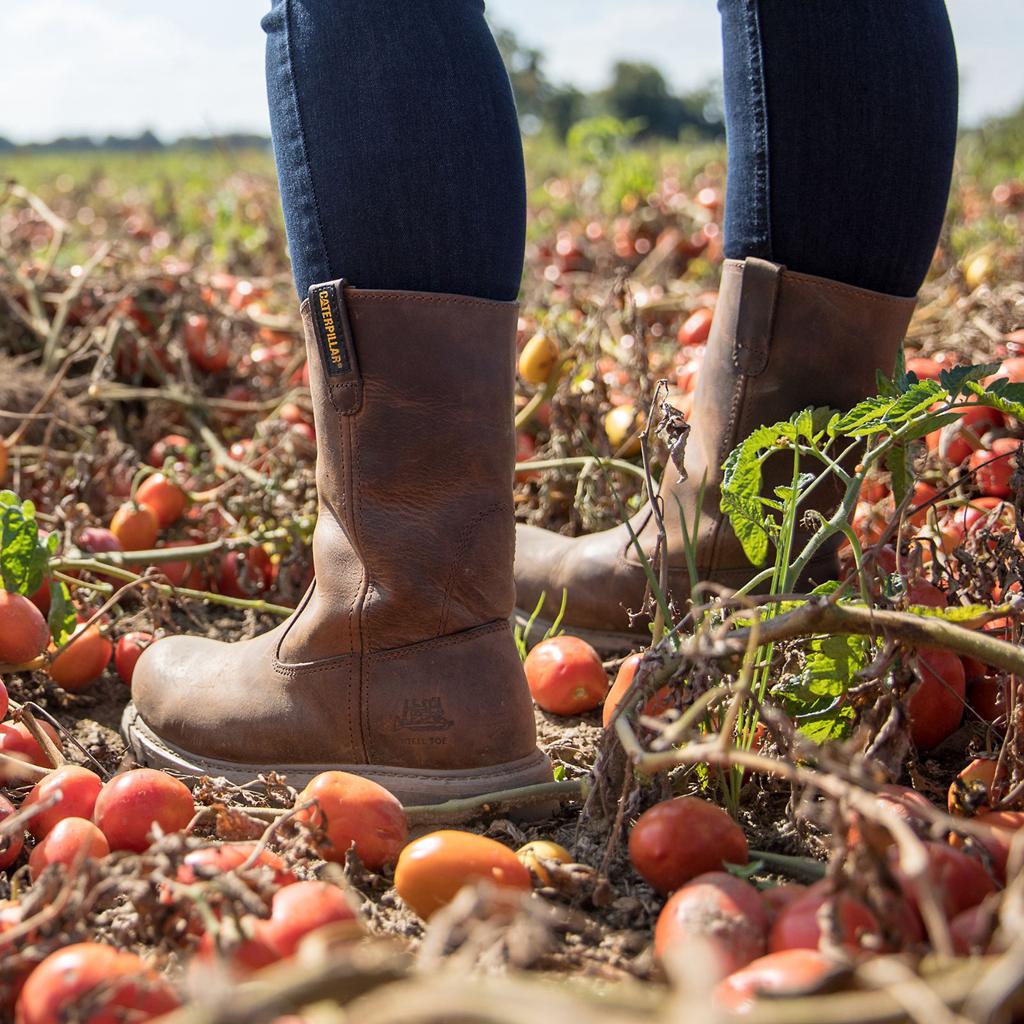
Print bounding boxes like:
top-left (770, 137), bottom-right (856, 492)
top-left (969, 437), bottom-right (1021, 498)
top-left (629, 796), bottom-right (748, 893)
top-left (524, 636), bottom-right (608, 716)
top-left (114, 631), bottom-right (153, 686)
top-left (768, 882), bottom-right (880, 955)
top-left (295, 771), bottom-right (407, 869)
top-left (0, 591), bottom-right (50, 666)
top-left (92, 769), bottom-right (195, 852)
top-left (602, 652), bottom-right (673, 728)
top-left (109, 502), bottom-right (159, 551)
top-left (178, 843), bottom-right (296, 889)
top-left (906, 648), bottom-right (966, 750)
top-left (0, 794), bottom-right (24, 869)
top-left (265, 881), bottom-right (358, 956)
top-left (713, 949), bottom-right (839, 1013)
top-left (29, 818), bottom-right (109, 879)
top-left (135, 473), bottom-right (186, 527)
top-left (0, 721), bottom-right (63, 781)
top-left (394, 830), bottom-right (532, 920)
top-left (23, 765), bottom-right (104, 838)
top-left (48, 621), bottom-right (113, 693)
top-left (216, 547), bottom-right (274, 599)
top-left (16, 943), bottom-right (179, 1024)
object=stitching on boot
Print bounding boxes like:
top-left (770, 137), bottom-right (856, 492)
top-left (783, 273), bottom-right (918, 307)
top-left (436, 501), bottom-right (510, 636)
top-left (705, 374), bottom-right (748, 575)
top-left (348, 292), bottom-right (515, 309)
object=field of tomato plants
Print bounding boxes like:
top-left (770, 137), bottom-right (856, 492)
top-left (1, 112), bottom-right (1024, 1022)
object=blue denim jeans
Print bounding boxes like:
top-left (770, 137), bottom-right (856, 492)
top-left (264, 0), bottom-right (958, 302)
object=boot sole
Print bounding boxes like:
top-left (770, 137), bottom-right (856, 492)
top-left (122, 703), bottom-right (554, 807)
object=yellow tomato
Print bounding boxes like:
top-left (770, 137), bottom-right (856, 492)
top-left (518, 332), bottom-right (560, 385)
top-left (515, 840), bottom-right (572, 884)
top-left (605, 403), bottom-right (645, 456)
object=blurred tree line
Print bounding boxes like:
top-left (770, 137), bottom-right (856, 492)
top-left (494, 26), bottom-right (724, 141)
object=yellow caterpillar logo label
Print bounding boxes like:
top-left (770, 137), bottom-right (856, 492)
top-left (310, 282), bottom-right (353, 377)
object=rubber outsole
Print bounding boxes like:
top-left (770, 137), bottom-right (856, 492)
top-left (122, 704), bottom-right (554, 806)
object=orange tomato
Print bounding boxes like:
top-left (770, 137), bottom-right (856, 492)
top-left (523, 636), bottom-right (608, 716)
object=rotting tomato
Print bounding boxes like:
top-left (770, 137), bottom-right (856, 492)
top-left (265, 881), bottom-right (358, 957)
top-left (92, 768), bottom-right (195, 852)
top-left (515, 840), bottom-right (572, 885)
top-left (948, 758), bottom-right (998, 815)
top-left (28, 817), bottom-right (109, 879)
top-left (0, 794), bottom-right (24, 869)
top-left (628, 796), bottom-right (748, 893)
top-left (295, 771), bottom-right (407, 870)
top-left (47, 621), bottom-right (113, 693)
top-left (135, 473), bottom-right (186, 528)
top-left (713, 949), bottom-right (839, 1013)
top-left (395, 830), bottom-right (532, 920)
top-left (77, 527), bottom-right (123, 554)
top-left (604, 403), bottom-right (644, 456)
top-left (109, 501), bottom-right (159, 551)
top-left (0, 591), bottom-right (50, 666)
top-left (950, 811), bottom-right (1024, 884)
top-left (23, 765), bottom-right (104, 838)
top-left (16, 942), bottom-right (179, 1024)
top-left (602, 652), bottom-right (673, 729)
top-left (114, 631), bottom-right (153, 686)
top-left (906, 648), bottom-right (966, 750)
top-left (655, 871), bottom-right (769, 976)
top-left (523, 636), bottom-right (608, 717)
top-left (768, 882), bottom-right (880, 955)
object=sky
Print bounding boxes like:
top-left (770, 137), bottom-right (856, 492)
top-left (0, 0), bottom-right (1021, 144)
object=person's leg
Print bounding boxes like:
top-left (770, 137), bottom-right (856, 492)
top-left (514, 1), bottom-right (956, 650)
top-left (126, 1), bottom-right (553, 799)
top-left (720, 0), bottom-right (958, 298)
top-left (261, 0), bottom-right (526, 301)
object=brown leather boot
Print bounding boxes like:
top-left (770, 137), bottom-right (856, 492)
top-left (125, 284), bottom-right (552, 803)
top-left (514, 258), bottom-right (917, 653)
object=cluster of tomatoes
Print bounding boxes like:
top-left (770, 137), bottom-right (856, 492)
top-left (518, 631), bottom-right (1021, 1009)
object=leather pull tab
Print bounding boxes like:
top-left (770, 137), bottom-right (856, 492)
top-left (308, 279), bottom-right (362, 413)
top-left (734, 257), bottom-right (783, 376)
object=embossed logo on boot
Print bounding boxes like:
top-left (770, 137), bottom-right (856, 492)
top-left (393, 697), bottom-right (454, 733)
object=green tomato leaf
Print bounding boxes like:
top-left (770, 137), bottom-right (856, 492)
top-left (47, 580), bottom-right (77, 644)
top-left (885, 444), bottom-right (911, 508)
top-left (966, 379), bottom-right (1024, 422)
top-left (939, 362), bottom-right (1000, 399)
top-left (0, 492), bottom-right (49, 596)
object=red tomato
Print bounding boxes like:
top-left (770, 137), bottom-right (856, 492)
top-left (929, 405), bottom-right (1003, 466)
top-left (847, 785), bottom-right (933, 850)
top-left (968, 676), bottom-right (1010, 724)
top-left (295, 771), bottom-right (407, 869)
top-left (394, 830), bottom-right (532, 920)
top-left (136, 473), bottom-right (187, 528)
top-left (216, 547), bottom-right (274, 599)
top-left (760, 884), bottom-right (809, 920)
top-left (23, 765), bottom-right (104, 838)
top-left (951, 811), bottom-right (1024, 884)
top-left (147, 433), bottom-right (190, 468)
top-left (523, 636), bottom-right (608, 716)
top-left (678, 308), bottom-right (714, 347)
top-left (969, 438), bottom-right (1021, 498)
top-left (178, 843), bottom-right (297, 889)
top-left (195, 919), bottom-right (280, 975)
top-left (114, 631), bottom-right (153, 686)
top-left (713, 949), bottom-right (838, 1013)
top-left (0, 721), bottom-right (62, 781)
top-left (109, 502), bottom-right (159, 551)
top-left (905, 356), bottom-right (942, 380)
top-left (0, 591), bottom-right (50, 665)
top-left (907, 648), bottom-right (966, 750)
top-left (655, 871), bottom-right (769, 976)
top-left (184, 312), bottom-right (228, 373)
top-left (602, 652), bottom-right (673, 728)
top-left (92, 769), bottom-right (194, 852)
top-left (768, 882), bottom-right (880, 954)
top-left (16, 943), bottom-right (179, 1023)
top-left (156, 541), bottom-right (207, 589)
top-left (893, 841), bottom-right (997, 921)
top-left (629, 796), bottom-right (748, 893)
top-left (0, 794), bottom-right (24, 869)
top-left (48, 622), bottom-right (113, 693)
top-left (28, 817), bottom-right (109, 879)
top-left (951, 904), bottom-right (995, 955)
top-left (265, 881), bottom-right (357, 956)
